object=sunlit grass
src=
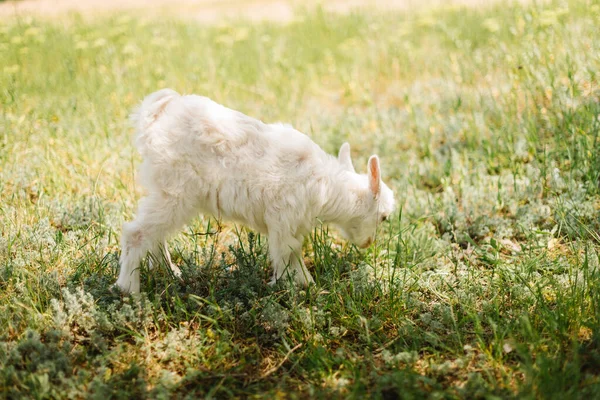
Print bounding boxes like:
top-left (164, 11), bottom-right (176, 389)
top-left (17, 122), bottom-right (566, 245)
top-left (2, 0), bottom-right (600, 397)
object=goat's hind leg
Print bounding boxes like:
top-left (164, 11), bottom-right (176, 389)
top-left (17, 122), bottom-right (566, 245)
top-left (116, 194), bottom-right (194, 293)
top-left (116, 220), bottom-right (147, 294)
top-left (148, 241), bottom-right (182, 278)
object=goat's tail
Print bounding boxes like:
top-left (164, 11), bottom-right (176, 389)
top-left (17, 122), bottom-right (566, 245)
top-left (130, 88), bottom-right (180, 154)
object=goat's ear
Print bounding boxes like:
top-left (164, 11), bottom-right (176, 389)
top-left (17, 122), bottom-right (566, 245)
top-left (338, 142), bottom-right (355, 172)
top-left (368, 155), bottom-right (381, 197)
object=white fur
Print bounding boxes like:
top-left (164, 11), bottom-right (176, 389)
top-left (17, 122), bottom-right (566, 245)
top-left (115, 89), bottom-right (396, 293)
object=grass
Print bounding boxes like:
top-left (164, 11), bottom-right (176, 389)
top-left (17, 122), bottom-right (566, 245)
top-left (1, 0), bottom-right (600, 397)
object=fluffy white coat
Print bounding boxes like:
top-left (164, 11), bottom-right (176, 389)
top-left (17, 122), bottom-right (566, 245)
top-left (116, 89), bottom-right (395, 293)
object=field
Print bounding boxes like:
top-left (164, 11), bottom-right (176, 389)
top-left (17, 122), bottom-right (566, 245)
top-left (2, 0), bottom-right (600, 398)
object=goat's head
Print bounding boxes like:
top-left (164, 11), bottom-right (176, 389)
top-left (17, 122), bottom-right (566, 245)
top-left (335, 142), bottom-right (396, 248)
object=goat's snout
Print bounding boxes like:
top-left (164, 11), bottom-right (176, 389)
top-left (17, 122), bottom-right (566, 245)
top-left (360, 237), bottom-right (373, 248)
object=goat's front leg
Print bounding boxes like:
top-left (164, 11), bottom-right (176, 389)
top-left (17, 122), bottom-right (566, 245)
top-left (268, 232), bottom-right (314, 286)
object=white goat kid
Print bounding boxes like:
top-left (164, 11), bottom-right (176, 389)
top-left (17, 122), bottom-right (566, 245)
top-left (115, 89), bottom-right (396, 294)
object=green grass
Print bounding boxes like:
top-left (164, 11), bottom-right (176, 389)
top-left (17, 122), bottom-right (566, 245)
top-left (2, 0), bottom-right (600, 397)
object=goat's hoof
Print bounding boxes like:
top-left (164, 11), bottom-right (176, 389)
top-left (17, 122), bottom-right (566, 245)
top-left (112, 283), bottom-right (128, 294)
top-left (113, 281), bottom-right (138, 295)
top-left (170, 265), bottom-right (183, 279)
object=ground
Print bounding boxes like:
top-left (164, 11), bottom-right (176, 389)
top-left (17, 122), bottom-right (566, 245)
top-left (1, 0), bottom-right (600, 398)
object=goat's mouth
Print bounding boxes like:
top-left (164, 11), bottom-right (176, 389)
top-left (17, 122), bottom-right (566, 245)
top-left (359, 238), bottom-right (373, 248)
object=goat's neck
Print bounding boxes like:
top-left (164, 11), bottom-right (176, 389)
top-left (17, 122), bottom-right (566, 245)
top-left (318, 170), bottom-right (362, 224)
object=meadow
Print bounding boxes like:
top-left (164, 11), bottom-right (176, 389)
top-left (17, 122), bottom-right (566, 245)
top-left (1, 0), bottom-right (600, 397)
